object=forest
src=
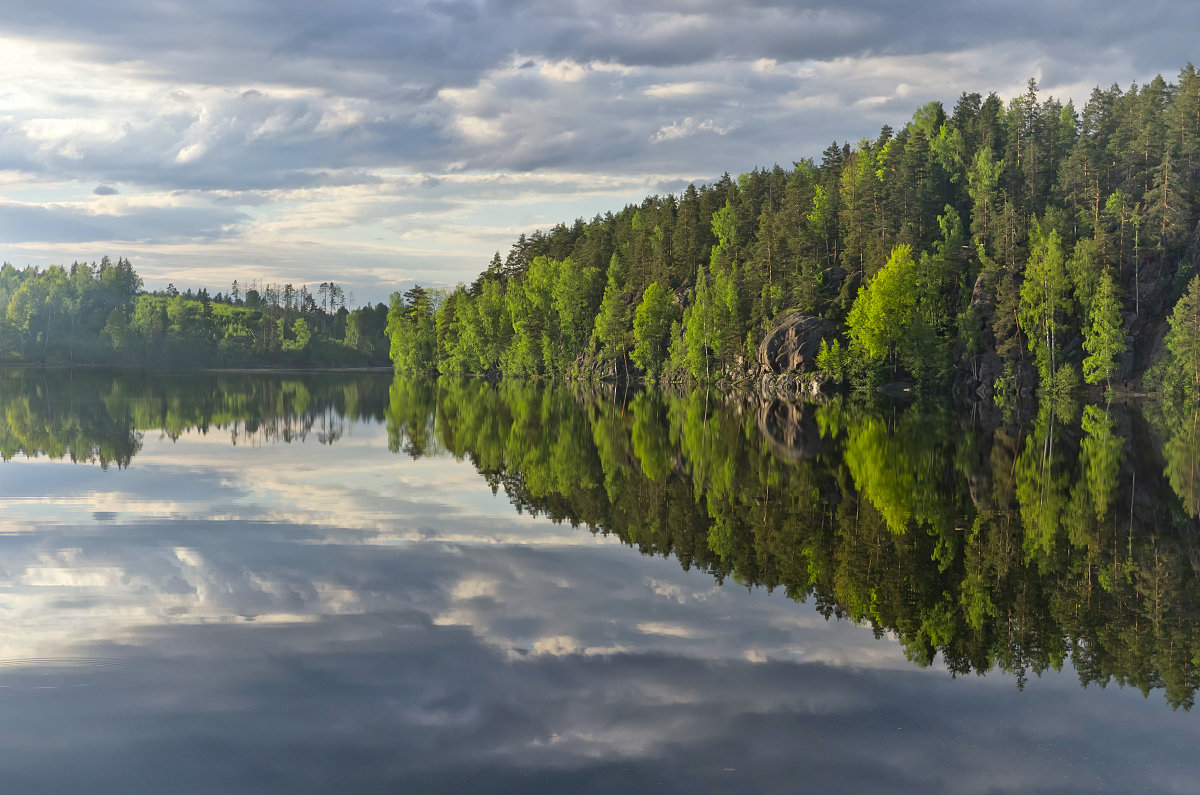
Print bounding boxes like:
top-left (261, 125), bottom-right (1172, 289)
top-left (387, 65), bottom-right (1200, 402)
top-left (0, 257), bottom-right (391, 368)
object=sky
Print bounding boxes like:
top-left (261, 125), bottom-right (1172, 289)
top-left (0, 1), bottom-right (1197, 305)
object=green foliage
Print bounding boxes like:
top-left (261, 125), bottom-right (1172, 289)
top-left (593, 254), bottom-right (631, 366)
top-left (0, 260), bottom-right (379, 368)
top-left (847, 244), bottom-right (921, 364)
top-left (1042, 363), bottom-right (1080, 410)
top-left (1162, 404), bottom-right (1200, 517)
top-left (14, 365), bottom-right (1200, 709)
top-left (21, 63), bottom-right (1200, 404)
top-left (992, 361), bottom-right (1017, 415)
top-left (387, 286), bottom-right (439, 374)
top-left (630, 281), bottom-right (674, 380)
top-left (709, 200), bottom-right (738, 271)
top-left (922, 205), bottom-right (966, 334)
top-left (282, 317), bottom-right (311, 352)
top-left (709, 262), bottom-right (743, 370)
top-left (313, 63), bottom-right (1200, 405)
top-left (1082, 270), bottom-right (1126, 386)
top-left (554, 260), bottom-right (602, 370)
top-left (1067, 237), bottom-right (1101, 319)
top-left (1079, 405), bottom-right (1122, 520)
top-left (0, 369), bottom-right (390, 466)
top-left (630, 392), bottom-right (672, 480)
top-left (1166, 276), bottom-right (1200, 395)
top-left (966, 147), bottom-right (1003, 245)
top-left (845, 244), bottom-right (947, 384)
top-left (1019, 223), bottom-right (1072, 384)
top-left (684, 266), bottom-right (715, 380)
top-left (664, 319), bottom-right (687, 381)
top-left (1014, 403), bottom-right (1072, 564)
top-left (385, 375), bottom-right (1200, 708)
top-left (816, 337), bottom-right (849, 382)
top-left (843, 411), bottom-right (950, 533)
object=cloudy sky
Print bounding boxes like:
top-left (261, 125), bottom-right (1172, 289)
top-left (1, 1), bottom-right (1197, 304)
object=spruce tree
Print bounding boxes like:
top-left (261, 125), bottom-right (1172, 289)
top-left (1166, 275), bottom-right (1200, 395)
top-left (1082, 270), bottom-right (1126, 388)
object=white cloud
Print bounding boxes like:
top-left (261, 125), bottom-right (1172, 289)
top-left (641, 80), bottom-right (715, 99)
top-left (539, 59), bottom-right (588, 83)
top-left (649, 117), bottom-right (740, 143)
top-left (635, 621), bottom-right (700, 638)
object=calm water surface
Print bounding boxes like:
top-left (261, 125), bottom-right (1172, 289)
top-left (1, 370), bottom-right (1198, 793)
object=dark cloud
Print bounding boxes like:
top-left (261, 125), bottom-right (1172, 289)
top-left (92, 184), bottom-right (118, 195)
top-left (5, 1), bottom-right (1194, 96)
top-left (1, 3), bottom-right (1184, 184)
top-left (0, 202), bottom-right (249, 244)
top-left (1, 0), bottom-right (1197, 297)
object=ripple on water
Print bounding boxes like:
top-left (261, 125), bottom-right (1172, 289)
top-left (0, 658), bottom-right (142, 694)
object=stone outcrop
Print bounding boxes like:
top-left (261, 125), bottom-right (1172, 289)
top-left (757, 311), bottom-right (832, 376)
top-left (574, 350), bottom-right (638, 382)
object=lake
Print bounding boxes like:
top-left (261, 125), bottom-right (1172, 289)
top-left (1, 369), bottom-right (1198, 793)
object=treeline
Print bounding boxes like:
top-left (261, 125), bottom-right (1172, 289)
top-left (0, 369), bottom-right (391, 466)
top-left (0, 257), bottom-right (390, 368)
top-left (386, 377), bottom-right (1200, 709)
top-left (389, 66), bottom-right (1200, 399)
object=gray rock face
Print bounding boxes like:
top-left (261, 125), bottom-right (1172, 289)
top-left (968, 270), bottom-right (995, 323)
top-left (757, 312), bottom-right (832, 375)
top-left (574, 351), bottom-right (637, 382)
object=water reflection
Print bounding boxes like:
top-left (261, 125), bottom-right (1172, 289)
top-left (382, 378), bottom-right (1200, 709)
top-left (0, 369), bottom-right (390, 466)
top-left (3, 369), bottom-right (1200, 791)
top-left (5, 369), bottom-right (1200, 706)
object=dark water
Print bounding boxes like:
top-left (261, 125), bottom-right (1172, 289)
top-left (1, 370), bottom-right (1199, 793)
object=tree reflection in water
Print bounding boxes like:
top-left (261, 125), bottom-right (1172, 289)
top-left (3, 368), bottom-right (1199, 709)
top-left (389, 378), bottom-right (1200, 710)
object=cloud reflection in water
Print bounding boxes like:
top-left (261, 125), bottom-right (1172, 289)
top-left (0, 411), bottom-right (1197, 793)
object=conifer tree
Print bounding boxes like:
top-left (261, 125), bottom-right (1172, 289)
top-left (685, 265), bottom-right (714, 380)
top-left (593, 254), bottom-right (630, 367)
top-left (1166, 275), bottom-right (1200, 394)
top-left (1082, 270), bottom-right (1126, 388)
